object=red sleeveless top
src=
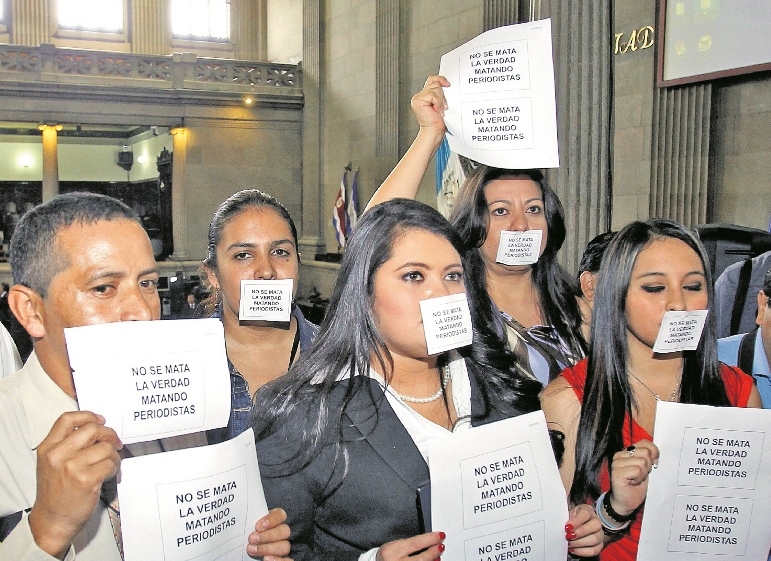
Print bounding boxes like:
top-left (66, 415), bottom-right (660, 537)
top-left (560, 359), bottom-right (754, 561)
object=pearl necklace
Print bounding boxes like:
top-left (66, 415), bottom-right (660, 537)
top-left (628, 371), bottom-right (680, 402)
top-left (395, 366), bottom-right (452, 404)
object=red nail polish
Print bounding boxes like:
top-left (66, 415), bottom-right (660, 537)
top-left (439, 531), bottom-right (446, 540)
top-left (438, 543), bottom-right (446, 552)
top-left (434, 558), bottom-right (441, 561)
top-left (565, 523), bottom-right (574, 532)
top-left (566, 531), bottom-right (577, 540)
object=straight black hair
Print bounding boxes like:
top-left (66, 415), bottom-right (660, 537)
top-left (253, 199), bottom-right (541, 479)
top-left (569, 218), bottom-right (730, 504)
top-left (449, 165), bottom-right (587, 360)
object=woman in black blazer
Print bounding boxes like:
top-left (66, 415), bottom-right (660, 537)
top-left (251, 200), bottom-right (602, 561)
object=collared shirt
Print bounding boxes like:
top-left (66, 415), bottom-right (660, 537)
top-left (714, 251), bottom-right (771, 337)
top-left (718, 328), bottom-right (771, 408)
top-left (208, 306), bottom-right (318, 444)
top-left (0, 323), bottom-right (21, 379)
top-left (0, 353), bottom-right (206, 561)
top-left (0, 352), bottom-right (122, 561)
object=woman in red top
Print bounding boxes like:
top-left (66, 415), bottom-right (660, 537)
top-left (541, 219), bottom-right (762, 561)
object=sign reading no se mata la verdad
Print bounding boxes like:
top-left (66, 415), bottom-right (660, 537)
top-left (66, 318), bottom-right (230, 444)
top-left (496, 230), bottom-right (542, 265)
top-left (419, 293), bottom-right (474, 355)
top-left (638, 402), bottom-right (771, 561)
top-left (118, 428), bottom-right (268, 561)
top-left (652, 310), bottom-right (708, 354)
top-left (426, 411), bottom-right (569, 561)
top-left (439, 19), bottom-right (559, 169)
top-left (239, 279), bottom-right (293, 322)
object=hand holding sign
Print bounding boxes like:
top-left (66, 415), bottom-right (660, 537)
top-left (29, 411), bottom-right (122, 559)
top-left (439, 20), bottom-right (559, 169)
top-left (609, 440), bottom-right (659, 519)
top-left (411, 75), bottom-right (450, 141)
top-left (245, 508), bottom-right (291, 559)
top-left (638, 402), bottom-right (771, 561)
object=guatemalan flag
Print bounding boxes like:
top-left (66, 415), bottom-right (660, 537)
top-left (435, 136), bottom-right (466, 219)
top-left (332, 172), bottom-right (347, 249)
top-left (346, 169), bottom-right (359, 237)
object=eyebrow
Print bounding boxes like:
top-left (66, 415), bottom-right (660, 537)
top-left (636, 270), bottom-right (705, 279)
top-left (396, 261), bottom-right (463, 271)
top-left (226, 239), bottom-right (296, 251)
top-left (487, 196), bottom-right (544, 205)
top-left (86, 267), bottom-right (159, 283)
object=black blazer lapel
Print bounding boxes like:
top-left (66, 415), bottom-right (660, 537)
top-left (343, 378), bottom-right (429, 491)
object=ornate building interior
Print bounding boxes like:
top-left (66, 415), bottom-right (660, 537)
top-left (0, 0), bottom-right (769, 311)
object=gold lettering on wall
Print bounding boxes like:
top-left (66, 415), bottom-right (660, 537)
top-left (614, 26), bottom-right (655, 55)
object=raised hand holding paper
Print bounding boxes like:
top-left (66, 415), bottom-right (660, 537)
top-left (496, 229), bottom-right (542, 265)
top-left (66, 318), bottom-right (230, 444)
top-left (653, 310), bottom-right (708, 353)
top-left (427, 411), bottom-right (568, 561)
top-left (638, 402), bottom-right (771, 561)
top-left (419, 293), bottom-right (473, 355)
top-left (118, 428), bottom-right (268, 561)
top-left (439, 20), bottom-right (558, 169)
top-left (239, 278), bottom-right (293, 322)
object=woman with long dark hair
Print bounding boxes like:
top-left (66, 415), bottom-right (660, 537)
top-left (200, 190), bottom-right (318, 443)
top-left (251, 199), bottom-right (602, 561)
top-left (368, 76), bottom-right (586, 385)
top-left (541, 219), bottom-right (762, 561)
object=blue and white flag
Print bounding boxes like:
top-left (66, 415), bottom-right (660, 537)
top-left (435, 136), bottom-right (466, 219)
top-left (346, 169), bottom-right (359, 236)
top-left (332, 172), bottom-right (347, 249)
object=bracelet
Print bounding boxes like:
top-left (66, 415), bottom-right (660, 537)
top-left (595, 492), bottom-right (631, 535)
top-left (603, 490), bottom-right (639, 523)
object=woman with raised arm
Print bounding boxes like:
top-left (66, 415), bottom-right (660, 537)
top-left (368, 76), bottom-right (585, 385)
top-left (540, 219), bottom-right (762, 561)
top-left (201, 190), bottom-right (319, 445)
top-left (251, 199), bottom-right (602, 561)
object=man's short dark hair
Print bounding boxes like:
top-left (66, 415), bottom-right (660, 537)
top-left (763, 267), bottom-right (771, 298)
top-left (9, 193), bottom-right (140, 297)
top-left (578, 231), bottom-right (617, 277)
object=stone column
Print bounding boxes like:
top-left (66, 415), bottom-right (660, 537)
top-left (375, 0), bottom-right (401, 184)
top-left (132, 0), bottom-right (170, 55)
top-left (528, 0), bottom-right (613, 272)
top-left (11, 0), bottom-right (49, 46)
top-left (483, 0), bottom-right (519, 29)
top-left (298, 0), bottom-right (325, 257)
top-left (38, 124), bottom-right (61, 202)
top-left (169, 126), bottom-right (189, 260)
top-left (649, 85), bottom-right (712, 226)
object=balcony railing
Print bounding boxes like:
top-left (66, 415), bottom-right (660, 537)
top-left (0, 43), bottom-right (301, 102)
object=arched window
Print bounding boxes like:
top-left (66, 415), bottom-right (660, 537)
top-left (172, 0), bottom-right (230, 41)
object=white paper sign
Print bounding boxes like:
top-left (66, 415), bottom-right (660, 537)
top-left (653, 310), bottom-right (709, 353)
top-left (439, 20), bottom-right (559, 169)
top-left (66, 319), bottom-right (230, 444)
top-left (419, 293), bottom-right (474, 355)
top-left (496, 230), bottom-right (542, 265)
top-left (118, 428), bottom-right (268, 561)
top-left (238, 279), bottom-right (293, 322)
top-left (427, 411), bottom-right (568, 561)
top-left (638, 402), bottom-right (771, 561)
